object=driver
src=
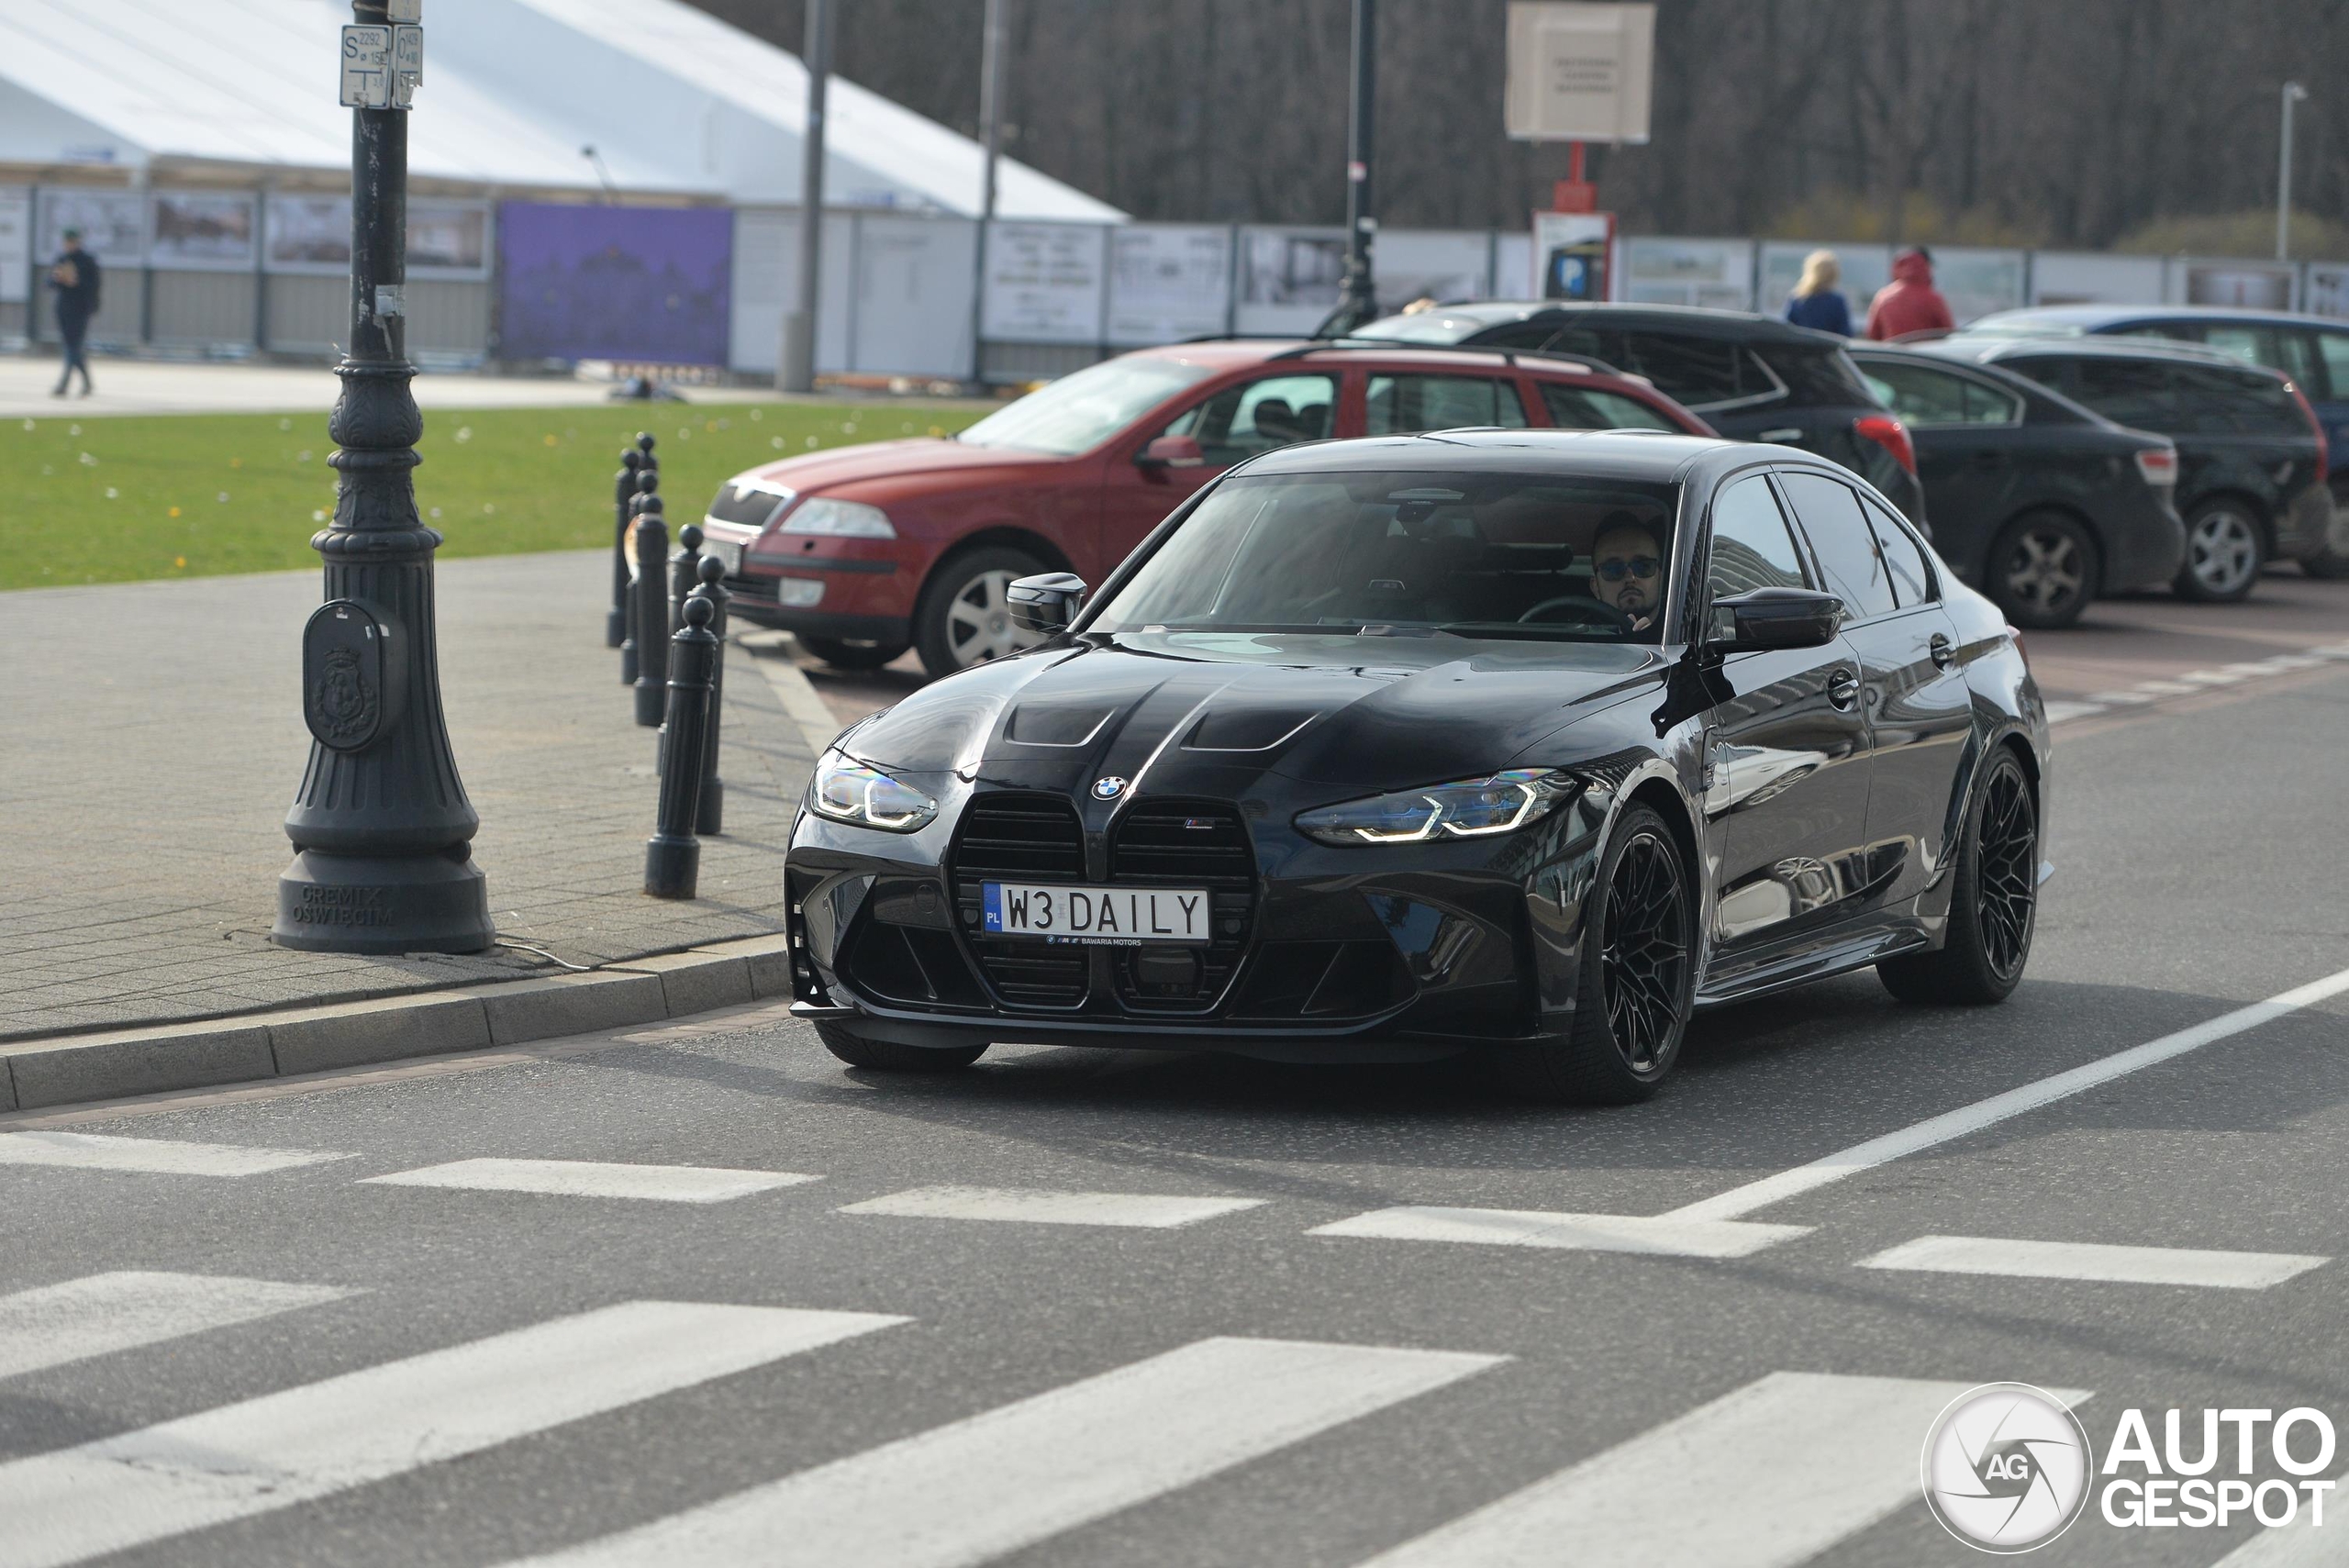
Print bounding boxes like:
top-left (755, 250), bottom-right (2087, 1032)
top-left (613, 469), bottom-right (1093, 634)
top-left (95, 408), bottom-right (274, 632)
top-left (1591, 513), bottom-right (1667, 632)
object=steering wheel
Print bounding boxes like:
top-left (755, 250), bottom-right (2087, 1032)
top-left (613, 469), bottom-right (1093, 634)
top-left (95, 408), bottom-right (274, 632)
top-left (1517, 595), bottom-right (1634, 634)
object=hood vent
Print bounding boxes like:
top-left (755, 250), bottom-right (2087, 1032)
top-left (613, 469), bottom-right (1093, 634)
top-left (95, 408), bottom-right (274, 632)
top-left (1184, 709), bottom-right (1318, 752)
top-left (1006, 704), bottom-right (1115, 748)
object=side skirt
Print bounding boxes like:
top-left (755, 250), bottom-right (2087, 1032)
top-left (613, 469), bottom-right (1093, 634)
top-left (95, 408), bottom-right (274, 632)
top-left (1693, 920), bottom-right (1932, 1010)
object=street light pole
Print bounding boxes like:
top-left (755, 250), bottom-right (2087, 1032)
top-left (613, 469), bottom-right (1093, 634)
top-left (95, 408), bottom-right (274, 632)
top-left (2278, 82), bottom-right (2309, 262)
top-left (1324, 0), bottom-right (1378, 337)
top-left (273, 0), bottom-right (491, 954)
top-left (966, 0), bottom-right (1006, 389)
top-left (780, 0), bottom-right (832, 394)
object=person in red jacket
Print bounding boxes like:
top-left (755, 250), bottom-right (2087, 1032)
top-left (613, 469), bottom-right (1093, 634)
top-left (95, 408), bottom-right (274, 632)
top-left (1866, 247), bottom-right (1955, 340)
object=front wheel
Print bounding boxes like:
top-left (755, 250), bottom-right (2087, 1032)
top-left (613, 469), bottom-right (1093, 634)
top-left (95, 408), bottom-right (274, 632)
top-left (914, 547), bottom-right (1051, 679)
top-left (1987, 510), bottom-right (2099, 630)
top-left (1878, 748), bottom-right (2037, 1005)
top-left (1497, 804), bottom-right (1693, 1104)
top-left (2174, 499), bottom-right (2266, 602)
top-left (817, 1021), bottom-right (987, 1073)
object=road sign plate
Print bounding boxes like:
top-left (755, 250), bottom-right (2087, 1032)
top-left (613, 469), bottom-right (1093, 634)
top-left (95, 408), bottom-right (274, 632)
top-left (394, 25), bottom-right (423, 86)
top-left (340, 24), bottom-right (393, 109)
top-left (386, 0), bottom-right (421, 20)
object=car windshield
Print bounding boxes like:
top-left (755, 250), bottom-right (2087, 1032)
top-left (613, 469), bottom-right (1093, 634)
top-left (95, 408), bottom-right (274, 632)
top-left (1348, 312), bottom-right (1492, 344)
top-left (1087, 472), bottom-right (1683, 644)
top-left (955, 357), bottom-right (1218, 456)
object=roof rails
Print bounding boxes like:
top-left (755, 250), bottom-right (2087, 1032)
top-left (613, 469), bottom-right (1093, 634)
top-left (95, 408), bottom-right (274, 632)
top-left (1261, 337), bottom-right (1630, 378)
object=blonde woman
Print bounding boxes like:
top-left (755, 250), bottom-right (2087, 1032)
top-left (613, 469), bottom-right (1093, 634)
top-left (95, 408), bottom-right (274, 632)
top-left (1784, 249), bottom-right (1853, 337)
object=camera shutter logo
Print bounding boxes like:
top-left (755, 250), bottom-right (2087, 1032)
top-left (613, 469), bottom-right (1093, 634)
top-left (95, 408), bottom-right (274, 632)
top-left (1921, 1383), bottom-right (2092, 1552)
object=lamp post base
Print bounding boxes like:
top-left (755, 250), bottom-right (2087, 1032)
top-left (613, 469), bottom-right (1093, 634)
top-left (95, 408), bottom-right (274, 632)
top-left (273, 848), bottom-right (495, 954)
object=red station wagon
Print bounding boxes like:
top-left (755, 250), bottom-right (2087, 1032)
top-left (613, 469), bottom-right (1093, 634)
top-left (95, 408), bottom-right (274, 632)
top-left (698, 339), bottom-right (1716, 675)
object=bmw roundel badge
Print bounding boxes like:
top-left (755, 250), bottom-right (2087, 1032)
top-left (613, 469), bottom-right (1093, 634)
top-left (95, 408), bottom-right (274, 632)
top-left (1092, 776), bottom-right (1129, 800)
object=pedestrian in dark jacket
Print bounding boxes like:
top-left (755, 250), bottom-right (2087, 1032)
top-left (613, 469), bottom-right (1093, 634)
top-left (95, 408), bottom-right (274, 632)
top-left (1783, 249), bottom-right (1853, 336)
top-left (48, 228), bottom-right (100, 397)
top-left (1865, 246), bottom-right (1955, 341)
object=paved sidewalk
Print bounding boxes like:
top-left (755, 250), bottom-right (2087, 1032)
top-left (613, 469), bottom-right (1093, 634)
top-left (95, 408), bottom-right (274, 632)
top-left (2, 550), bottom-right (817, 1041)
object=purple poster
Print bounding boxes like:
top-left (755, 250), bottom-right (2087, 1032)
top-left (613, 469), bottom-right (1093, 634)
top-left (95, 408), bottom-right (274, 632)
top-left (497, 204), bottom-right (732, 365)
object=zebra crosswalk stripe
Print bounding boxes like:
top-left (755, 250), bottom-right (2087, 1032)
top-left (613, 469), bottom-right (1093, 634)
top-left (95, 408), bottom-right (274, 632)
top-left (1355, 1371), bottom-right (2020, 1568)
top-left (0, 1130), bottom-right (350, 1176)
top-left (360, 1157), bottom-right (819, 1204)
top-left (0, 1299), bottom-right (906, 1568)
top-left (0, 1272), bottom-right (357, 1383)
top-left (503, 1336), bottom-right (1505, 1568)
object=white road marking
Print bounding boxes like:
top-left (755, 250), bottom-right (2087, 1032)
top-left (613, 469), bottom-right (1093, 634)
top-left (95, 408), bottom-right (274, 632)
top-left (1358, 1372), bottom-right (2088, 1568)
top-left (0, 1130), bottom-right (350, 1176)
top-left (2223, 662), bottom-right (2290, 679)
top-left (0, 1299), bottom-right (904, 1568)
top-left (1308, 1206), bottom-right (1809, 1259)
top-left (2087, 690), bottom-right (2157, 705)
top-left (2208, 1470), bottom-right (2349, 1564)
top-left (2042, 699), bottom-right (2107, 724)
top-left (2257, 653), bottom-right (2327, 672)
top-left (1667, 964), bottom-right (2349, 1224)
top-left (505, 1336), bottom-right (1502, 1568)
top-left (360, 1157), bottom-right (818, 1204)
top-left (1859, 1235), bottom-right (2329, 1290)
top-left (2316, 644), bottom-right (2349, 660)
top-left (2179, 668), bottom-right (2249, 685)
top-left (0, 1273), bottom-right (357, 1382)
top-left (839, 1185), bottom-right (1266, 1229)
top-left (2133, 679), bottom-right (2202, 695)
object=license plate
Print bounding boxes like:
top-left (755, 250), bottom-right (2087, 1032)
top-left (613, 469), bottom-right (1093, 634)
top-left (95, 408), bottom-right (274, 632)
top-left (982, 883), bottom-right (1210, 944)
top-left (706, 539), bottom-right (744, 575)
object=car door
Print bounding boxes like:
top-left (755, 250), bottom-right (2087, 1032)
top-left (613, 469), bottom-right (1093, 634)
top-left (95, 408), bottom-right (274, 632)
top-left (2310, 329), bottom-right (2349, 487)
top-left (1776, 469), bottom-right (1974, 906)
top-left (1696, 472), bottom-right (1875, 949)
top-left (1098, 371), bottom-right (1341, 563)
top-left (1855, 356), bottom-right (2029, 582)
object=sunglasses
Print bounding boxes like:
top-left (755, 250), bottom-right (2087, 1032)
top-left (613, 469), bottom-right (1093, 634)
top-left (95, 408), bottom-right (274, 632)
top-left (1596, 556), bottom-right (1661, 582)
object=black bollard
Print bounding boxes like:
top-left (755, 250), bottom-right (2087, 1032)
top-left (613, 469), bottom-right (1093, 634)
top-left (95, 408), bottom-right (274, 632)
top-left (645, 594), bottom-right (718, 899)
top-left (631, 479), bottom-right (671, 728)
top-left (637, 428), bottom-right (657, 477)
top-left (619, 468), bottom-right (657, 687)
top-left (607, 446), bottom-right (639, 648)
top-left (670, 521), bottom-right (704, 636)
top-left (691, 552), bottom-right (729, 835)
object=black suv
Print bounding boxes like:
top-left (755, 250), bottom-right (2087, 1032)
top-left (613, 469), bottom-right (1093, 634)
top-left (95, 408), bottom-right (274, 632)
top-left (1920, 337), bottom-right (2338, 602)
top-left (1846, 342), bottom-right (2183, 628)
top-left (1352, 302), bottom-right (1928, 527)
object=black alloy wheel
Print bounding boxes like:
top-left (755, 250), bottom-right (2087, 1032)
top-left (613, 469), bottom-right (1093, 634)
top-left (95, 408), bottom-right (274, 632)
top-left (1989, 511), bottom-right (2099, 630)
top-left (1499, 802), bottom-right (1693, 1104)
top-left (1878, 748), bottom-right (2037, 1005)
top-left (1599, 828), bottom-right (1691, 1074)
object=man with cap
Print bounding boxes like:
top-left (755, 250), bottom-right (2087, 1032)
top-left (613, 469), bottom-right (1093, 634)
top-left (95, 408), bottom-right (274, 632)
top-left (48, 228), bottom-right (100, 398)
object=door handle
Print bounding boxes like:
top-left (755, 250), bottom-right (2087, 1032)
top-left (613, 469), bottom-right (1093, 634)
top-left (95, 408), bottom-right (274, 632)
top-left (1930, 633), bottom-right (1956, 669)
top-left (1826, 668), bottom-right (1861, 710)
top-left (1758, 428), bottom-right (1805, 443)
top-left (1971, 450), bottom-right (2002, 467)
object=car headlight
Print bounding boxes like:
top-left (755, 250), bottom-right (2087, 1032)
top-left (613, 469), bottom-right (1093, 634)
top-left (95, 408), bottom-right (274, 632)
top-left (807, 751), bottom-right (938, 832)
top-left (1295, 769), bottom-right (1581, 845)
top-left (781, 497), bottom-right (896, 539)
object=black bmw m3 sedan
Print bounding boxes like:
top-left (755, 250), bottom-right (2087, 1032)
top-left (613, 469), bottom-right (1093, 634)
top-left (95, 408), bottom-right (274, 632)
top-left (785, 429), bottom-right (2052, 1103)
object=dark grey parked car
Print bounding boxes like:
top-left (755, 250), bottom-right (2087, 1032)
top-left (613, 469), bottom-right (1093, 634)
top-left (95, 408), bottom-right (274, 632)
top-left (1920, 337), bottom-right (2341, 603)
top-left (1351, 302), bottom-right (1929, 529)
top-left (1845, 343), bottom-right (2184, 628)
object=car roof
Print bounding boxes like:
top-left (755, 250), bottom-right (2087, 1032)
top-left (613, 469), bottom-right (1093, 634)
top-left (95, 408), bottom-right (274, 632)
top-left (1355, 300), bottom-right (1843, 347)
top-left (1121, 337), bottom-right (1672, 385)
top-left (1965, 304), bottom-right (2349, 334)
top-left (1916, 335), bottom-right (2250, 370)
top-left (1234, 427), bottom-right (1807, 486)
top-left (1843, 341), bottom-right (2132, 428)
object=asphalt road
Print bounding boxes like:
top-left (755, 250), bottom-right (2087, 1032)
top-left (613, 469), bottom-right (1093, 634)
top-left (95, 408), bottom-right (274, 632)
top-left (5, 630), bottom-right (2348, 1566)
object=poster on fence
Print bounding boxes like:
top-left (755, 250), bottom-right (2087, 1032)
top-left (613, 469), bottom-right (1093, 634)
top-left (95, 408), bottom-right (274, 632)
top-left (2307, 265), bottom-right (2349, 320)
top-left (1235, 227), bottom-right (1346, 334)
top-left (2173, 259), bottom-right (2295, 310)
top-left (1932, 248), bottom-right (2027, 326)
top-left (0, 190), bottom-right (29, 303)
top-left (1375, 229), bottom-right (1491, 312)
top-left (498, 203), bottom-right (732, 365)
top-left (38, 189), bottom-right (144, 267)
top-left (1624, 237), bottom-right (1753, 310)
top-left (149, 193), bottom-right (255, 271)
top-left (983, 222), bottom-right (1108, 343)
top-left (2029, 251), bottom-right (2164, 307)
top-left (1108, 225), bottom-right (1230, 345)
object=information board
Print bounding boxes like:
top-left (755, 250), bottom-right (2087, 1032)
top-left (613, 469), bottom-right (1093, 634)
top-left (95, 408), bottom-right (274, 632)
top-left (0, 190), bottom-right (29, 304)
top-left (37, 189), bottom-right (144, 267)
top-left (150, 192), bottom-right (256, 271)
top-left (1624, 237), bottom-right (1753, 310)
top-left (981, 222), bottom-right (1108, 343)
top-left (1107, 225), bottom-right (1231, 345)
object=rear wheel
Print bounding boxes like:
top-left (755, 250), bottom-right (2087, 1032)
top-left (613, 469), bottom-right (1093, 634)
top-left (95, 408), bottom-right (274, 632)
top-left (796, 634), bottom-right (910, 671)
top-left (1987, 510), bottom-right (2099, 630)
top-left (816, 1021), bottom-right (986, 1073)
top-left (915, 546), bottom-right (1051, 679)
top-left (1497, 804), bottom-right (1692, 1105)
top-left (2174, 498), bottom-right (2266, 602)
top-left (1878, 749), bottom-right (2037, 1005)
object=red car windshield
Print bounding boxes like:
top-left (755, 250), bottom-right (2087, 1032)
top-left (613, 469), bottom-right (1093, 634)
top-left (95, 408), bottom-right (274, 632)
top-left (956, 357), bottom-right (1218, 456)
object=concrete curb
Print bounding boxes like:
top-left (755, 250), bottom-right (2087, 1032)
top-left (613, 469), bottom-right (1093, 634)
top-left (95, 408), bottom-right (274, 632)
top-left (0, 935), bottom-right (795, 1113)
top-left (738, 631), bottom-right (849, 757)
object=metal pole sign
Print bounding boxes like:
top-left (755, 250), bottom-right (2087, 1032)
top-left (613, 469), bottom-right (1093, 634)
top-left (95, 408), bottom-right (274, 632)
top-left (1504, 2), bottom-right (1655, 144)
top-left (340, 26), bottom-right (394, 109)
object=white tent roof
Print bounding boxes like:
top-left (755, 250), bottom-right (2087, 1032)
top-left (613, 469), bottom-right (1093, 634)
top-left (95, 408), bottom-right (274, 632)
top-left (0, 0), bottom-right (1123, 220)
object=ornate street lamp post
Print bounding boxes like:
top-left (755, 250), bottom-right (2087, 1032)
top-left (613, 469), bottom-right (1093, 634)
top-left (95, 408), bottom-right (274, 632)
top-left (273, 0), bottom-right (492, 953)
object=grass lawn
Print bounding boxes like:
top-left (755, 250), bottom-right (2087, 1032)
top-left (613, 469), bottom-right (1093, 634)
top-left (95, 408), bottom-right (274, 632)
top-left (4, 400), bottom-right (986, 591)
